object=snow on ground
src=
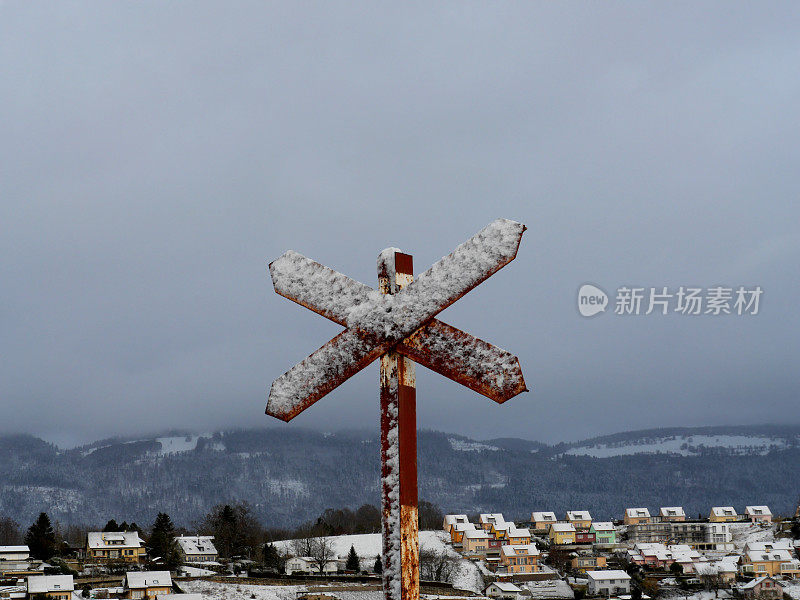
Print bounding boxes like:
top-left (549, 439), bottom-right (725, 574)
top-left (783, 581), bottom-right (800, 600)
top-left (179, 565), bottom-right (216, 577)
top-left (448, 438), bottom-right (499, 452)
top-left (729, 522), bottom-right (776, 549)
top-left (662, 591), bottom-right (733, 600)
top-left (271, 531), bottom-right (483, 594)
top-left (180, 580), bottom-right (304, 600)
top-left (564, 435), bottom-right (788, 458)
top-left (156, 435), bottom-right (202, 455)
top-left (521, 580), bottom-right (574, 599)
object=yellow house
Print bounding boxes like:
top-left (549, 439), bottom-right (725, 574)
top-left (124, 571), bottom-right (173, 599)
top-left (443, 514), bottom-right (470, 533)
top-left (624, 508), bottom-right (651, 525)
top-left (86, 531), bottom-right (146, 563)
top-left (26, 575), bottom-right (73, 600)
top-left (462, 529), bottom-right (492, 556)
top-left (571, 555), bottom-right (607, 573)
top-left (506, 526), bottom-right (532, 546)
top-left (549, 522), bottom-right (576, 545)
top-left (500, 543), bottom-right (540, 575)
top-left (531, 511), bottom-right (557, 532)
top-left (480, 513), bottom-right (506, 532)
top-left (660, 507), bottom-right (686, 522)
top-left (566, 511), bottom-right (592, 530)
top-left (709, 507), bottom-right (738, 522)
top-left (450, 522), bottom-right (476, 545)
top-left (741, 550), bottom-right (800, 578)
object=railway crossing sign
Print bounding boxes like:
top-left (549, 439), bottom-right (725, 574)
top-left (266, 218), bottom-right (528, 600)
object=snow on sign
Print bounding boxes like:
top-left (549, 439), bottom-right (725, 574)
top-left (265, 218), bottom-right (528, 600)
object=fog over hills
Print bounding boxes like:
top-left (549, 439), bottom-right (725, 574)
top-left (1, 424), bottom-right (798, 529)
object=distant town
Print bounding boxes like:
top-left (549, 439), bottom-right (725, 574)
top-left (2, 503), bottom-right (800, 600)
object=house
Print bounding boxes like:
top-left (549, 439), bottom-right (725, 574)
top-left (740, 576), bottom-right (784, 599)
top-left (462, 529), bottom-right (492, 556)
top-left (86, 531), bottom-right (145, 563)
top-left (586, 570), bottom-right (631, 596)
top-left (443, 514), bottom-right (470, 533)
top-left (506, 526), bottom-right (532, 546)
top-left (624, 508), bottom-right (651, 525)
top-left (745, 506), bottom-right (772, 524)
top-left (485, 582), bottom-right (530, 600)
top-left (480, 514), bottom-right (507, 532)
top-left (627, 543), bottom-right (674, 569)
top-left (741, 549), bottom-right (800, 578)
top-left (174, 536), bottom-right (218, 563)
top-left (123, 571), bottom-right (173, 599)
top-left (531, 512), bottom-right (557, 532)
top-left (589, 522), bottom-right (616, 545)
top-left (667, 545), bottom-right (703, 574)
top-left (626, 521), bottom-right (671, 544)
top-left (0, 547), bottom-right (29, 562)
top-left (451, 522), bottom-right (477, 546)
top-left (566, 511), bottom-right (591, 530)
top-left (26, 576), bottom-right (73, 600)
top-left (571, 555), bottom-right (607, 573)
top-left (499, 543), bottom-right (540, 576)
top-left (705, 522), bottom-right (732, 546)
top-left (659, 507), bottom-right (685, 522)
top-left (575, 530), bottom-right (596, 544)
top-left (709, 507), bottom-right (738, 522)
top-left (285, 557), bottom-right (338, 575)
top-left (695, 559), bottom-right (737, 584)
top-left (548, 523), bottom-right (576, 545)
top-left (669, 522), bottom-right (706, 545)
top-left (744, 540), bottom-right (794, 553)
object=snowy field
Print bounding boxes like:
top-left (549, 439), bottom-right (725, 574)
top-left (448, 438), bottom-right (499, 452)
top-left (563, 435), bottom-right (789, 458)
top-left (729, 522), bottom-right (776, 549)
top-left (180, 580), bottom-right (305, 600)
top-left (270, 531), bottom-right (484, 593)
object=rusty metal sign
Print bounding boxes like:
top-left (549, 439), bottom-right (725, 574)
top-left (266, 218), bottom-right (528, 600)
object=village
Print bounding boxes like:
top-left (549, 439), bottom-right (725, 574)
top-left (2, 504), bottom-right (800, 600)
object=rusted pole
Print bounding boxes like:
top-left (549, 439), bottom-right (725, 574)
top-left (378, 248), bottom-right (419, 600)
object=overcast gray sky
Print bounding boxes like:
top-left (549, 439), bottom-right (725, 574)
top-left (1, 2), bottom-right (799, 447)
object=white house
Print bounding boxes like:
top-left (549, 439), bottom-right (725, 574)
top-left (174, 536), bottom-right (218, 563)
top-left (587, 570), bottom-right (631, 596)
top-left (704, 522), bottom-right (732, 546)
top-left (745, 506), bottom-right (772, 524)
top-left (0, 547), bottom-right (29, 562)
top-left (485, 582), bottom-right (530, 600)
top-left (285, 556), bottom-right (338, 575)
top-left (26, 575), bottom-right (74, 600)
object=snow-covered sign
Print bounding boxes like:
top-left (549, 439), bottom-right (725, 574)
top-left (265, 218), bottom-right (529, 600)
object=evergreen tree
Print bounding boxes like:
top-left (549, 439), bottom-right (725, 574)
top-left (345, 545), bottom-right (360, 572)
top-left (148, 513), bottom-right (181, 569)
top-left (25, 513), bottom-right (57, 560)
top-left (373, 556), bottom-right (382, 574)
top-left (102, 519), bottom-right (119, 532)
top-left (263, 543), bottom-right (280, 572)
top-left (119, 521), bottom-right (129, 531)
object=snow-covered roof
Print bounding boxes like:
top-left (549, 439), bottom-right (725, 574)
top-left (87, 531), bottom-right (144, 549)
top-left (444, 514), bottom-right (469, 525)
top-left (587, 570), bottom-right (631, 581)
top-left (156, 596), bottom-right (202, 600)
top-left (453, 522), bottom-right (476, 532)
top-left (175, 536), bottom-right (217, 556)
top-left (0, 546), bottom-right (29, 553)
top-left (532, 512), bottom-right (557, 522)
top-left (745, 540), bottom-right (793, 553)
top-left (507, 526), bottom-right (531, 538)
top-left (745, 506), bottom-right (772, 516)
top-left (489, 582), bottom-right (522, 592)
top-left (465, 529), bottom-right (491, 540)
top-left (591, 522), bottom-right (614, 531)
top-left (550, 523), bottom-right (575, 532)
top-left (626, 508), bottom-right (650, 518)
top-left (27, 575), bottom-right (74, 594)
top-left (660, 507), bottom-right (685, 517)
top-left (126, 571), bottom-right (172, 589)
top-left (480, 513), bottom-right (506, 525)
top-left (742, 576), bottom-right (782, 590)
top-left (567, 511), bottom-right (591, 521)
top-left (710, 507), bottom-right (737, 517)
top-left (746, 549), bottom-right (795, 563)
top-left (501, 543), bottom-right (539, 557)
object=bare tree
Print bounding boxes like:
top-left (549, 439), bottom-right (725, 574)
top-left (700, 572), bottom-right (724, 598)
top-left (291, 534), bottom-right (317, 558)
top-left (0, 517), bottom-right (22, 545)
top-left (308, 537), bottom-right (336, 575)
top-left (419, 546), bottom-right (459, 584)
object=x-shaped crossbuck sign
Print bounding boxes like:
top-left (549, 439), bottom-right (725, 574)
top-left (266, 218), bottom-right (528, 421)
